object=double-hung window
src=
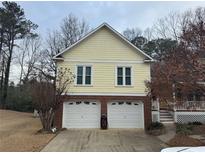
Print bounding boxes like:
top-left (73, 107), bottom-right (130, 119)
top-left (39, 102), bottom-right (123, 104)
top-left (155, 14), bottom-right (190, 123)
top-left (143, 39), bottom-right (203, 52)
top-left (85, 66), bottom-right (91, 85)
top-left (76, 65), bottom-right (92, 85)
top-left (116, 66), bottom-right (132, 86)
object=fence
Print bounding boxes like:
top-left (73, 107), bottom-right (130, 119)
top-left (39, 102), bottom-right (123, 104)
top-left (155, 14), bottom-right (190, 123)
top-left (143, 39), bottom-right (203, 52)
top-left (151, 100), bottom-right (205, 123)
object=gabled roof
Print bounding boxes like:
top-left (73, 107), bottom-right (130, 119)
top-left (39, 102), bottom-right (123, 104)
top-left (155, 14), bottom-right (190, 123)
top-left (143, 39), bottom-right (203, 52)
top-left (53, 22), bottom-right (154, 62)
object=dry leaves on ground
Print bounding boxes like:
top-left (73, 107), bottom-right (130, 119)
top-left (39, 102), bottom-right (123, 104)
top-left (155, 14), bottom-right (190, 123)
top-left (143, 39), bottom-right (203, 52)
top-left (168, 134), bottom-right (205, 147)
top-left (0, 109), bottom-right (55, 152)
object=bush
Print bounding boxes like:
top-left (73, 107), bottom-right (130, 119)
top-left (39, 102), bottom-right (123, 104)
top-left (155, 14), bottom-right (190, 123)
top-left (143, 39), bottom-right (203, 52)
top-left (147, 122), bottom-right (165, 136)
top-left (5, 84), bottom-right (34, 112)
top-left (188, 121), bottom-right (203, 125)
top-left (176, 123), bottom-right (193, 135)
top-left (148, 122), bottom-right (164, 130)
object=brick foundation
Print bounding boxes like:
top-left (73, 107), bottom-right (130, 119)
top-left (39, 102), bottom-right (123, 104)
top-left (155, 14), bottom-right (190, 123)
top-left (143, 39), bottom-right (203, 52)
top-left (54, 95), bottom-right (151, 130)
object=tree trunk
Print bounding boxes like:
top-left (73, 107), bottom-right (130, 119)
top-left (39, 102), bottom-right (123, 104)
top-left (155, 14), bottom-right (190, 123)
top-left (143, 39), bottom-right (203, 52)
top-left (0, 28), bottom-right (4, 56)
top-left (2, 55), bottom-right (11, 108)
top-left (2, 37), bottom-right (14, 108)
top-left (38, 108), bottom-right (55, 132)
top-left (0, 57), bottom-right (5, 107)
top-left (0, 30), bottom-right (4, 106)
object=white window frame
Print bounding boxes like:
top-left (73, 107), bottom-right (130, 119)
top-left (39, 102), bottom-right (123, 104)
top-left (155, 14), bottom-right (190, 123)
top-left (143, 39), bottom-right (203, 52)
top-left (75, 65), bottom-right (93, 86)
top-left (115, 65), bottom-right (133, 86)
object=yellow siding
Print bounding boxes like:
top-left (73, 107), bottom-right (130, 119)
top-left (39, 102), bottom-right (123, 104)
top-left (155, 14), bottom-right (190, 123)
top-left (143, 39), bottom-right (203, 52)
top-left (62, 27), bottom-right (145, 61)
top-left (58, 61), bottom-right (150, 94)
top-left (57, 26), bottom-right (150, 95)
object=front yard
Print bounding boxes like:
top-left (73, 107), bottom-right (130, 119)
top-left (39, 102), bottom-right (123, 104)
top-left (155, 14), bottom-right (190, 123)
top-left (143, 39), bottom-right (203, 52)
top-left (0, 109), bottom-right (55, 152)
top-left (167, 123), bottom-right (205, 147)
top-left (156, 122), bottom-right (205, 148)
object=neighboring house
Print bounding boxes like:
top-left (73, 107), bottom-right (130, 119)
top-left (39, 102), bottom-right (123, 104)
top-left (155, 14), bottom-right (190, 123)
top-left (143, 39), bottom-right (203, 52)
top-left (152, 55), bottom-right (205, 124)
top-left (53, 23), bottom-right (154, 129)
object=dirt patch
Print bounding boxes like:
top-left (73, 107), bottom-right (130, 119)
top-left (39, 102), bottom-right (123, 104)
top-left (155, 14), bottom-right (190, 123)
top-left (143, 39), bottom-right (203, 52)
top-left (0, 109), bottom-right (56, 152)
top-left (168, 135), bottom-right (205, 147)
top-left (192, 125), bottom-right (205, 135)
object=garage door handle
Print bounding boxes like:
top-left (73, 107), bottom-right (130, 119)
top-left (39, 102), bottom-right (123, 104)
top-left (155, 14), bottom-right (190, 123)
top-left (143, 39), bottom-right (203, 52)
top-left (124, 116), bottom-right (127, 119)
top-left (81, 115), bottom-right (83, 118)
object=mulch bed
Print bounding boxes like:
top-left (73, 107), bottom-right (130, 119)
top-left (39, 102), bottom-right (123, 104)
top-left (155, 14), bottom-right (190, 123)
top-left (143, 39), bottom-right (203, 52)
top-left (168, 134), bottom-right (205, 147)
top-left (191, 125), bottom-right (205, 135)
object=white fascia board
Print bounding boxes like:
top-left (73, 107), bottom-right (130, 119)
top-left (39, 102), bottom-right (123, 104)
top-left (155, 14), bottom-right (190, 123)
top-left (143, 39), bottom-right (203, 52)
top-left (61, 92), bottom-right (147, 97)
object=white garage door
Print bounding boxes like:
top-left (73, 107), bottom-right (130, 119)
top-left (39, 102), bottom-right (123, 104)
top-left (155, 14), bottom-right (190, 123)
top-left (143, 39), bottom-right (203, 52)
top-left (108, 101), bottom-right (144, 128)
top-left (63, 101), bottom-right (100, 128)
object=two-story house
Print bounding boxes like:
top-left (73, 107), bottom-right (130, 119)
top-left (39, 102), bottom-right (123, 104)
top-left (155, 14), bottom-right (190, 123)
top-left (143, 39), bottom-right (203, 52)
top-left (53, 23), bottom-right (154, 129)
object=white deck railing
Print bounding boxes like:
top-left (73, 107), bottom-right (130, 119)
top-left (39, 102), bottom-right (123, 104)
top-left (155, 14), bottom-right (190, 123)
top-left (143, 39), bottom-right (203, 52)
top-left (174, 101), bottom-right (205, 110)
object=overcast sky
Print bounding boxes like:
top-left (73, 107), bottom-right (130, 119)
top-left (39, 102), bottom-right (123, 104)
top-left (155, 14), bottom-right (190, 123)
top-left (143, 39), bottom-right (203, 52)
top-left (8, 1), bottom-right (205, 83)
top-left (16, 1), bottom-right (205, 37)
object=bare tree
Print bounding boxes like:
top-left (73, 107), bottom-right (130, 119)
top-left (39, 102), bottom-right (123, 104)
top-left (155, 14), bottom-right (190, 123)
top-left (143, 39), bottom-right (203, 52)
top-left (123, 27), bottom-right (142, 41)
top-left (31, 14), bottom-right (89, 131)
top-left (36, 14), bottom-right (89, 88)
top-left (143, 27), bottom-right (153, 41)
top-left (153, 11), bottom-right (182, 41)
top-left (31, 67), bottom-right (74, 132)
top-left (43, 30), bottom-right (64, 79)
top-left (147, 7), bottom-right (205, 104)
top-left (17, 36), bottom-right (41, 84)
top-left (153, 18), bottom-right (169, 39)
top-left (60, 14), bottom-right (89, 48)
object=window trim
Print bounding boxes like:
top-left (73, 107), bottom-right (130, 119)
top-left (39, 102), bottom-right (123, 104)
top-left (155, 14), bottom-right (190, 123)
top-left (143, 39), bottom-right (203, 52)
top-left (117, 67), bottom-right (123, 85)
top-left (85, 66), bottom-right (92, 85)
top-left (115, 65), bottom-right (133, 87)
top-left (125, 67), bottom-right (131, 86)
top-left (75, 65), bottom-right (93, 86)
top-left (76, 66), bottom-right (83, 85)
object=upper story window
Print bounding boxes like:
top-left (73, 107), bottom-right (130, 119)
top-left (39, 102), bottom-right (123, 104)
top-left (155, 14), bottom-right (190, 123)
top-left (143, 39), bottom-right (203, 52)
top-left (117, 66), bottom-right (132, 86)
top-left (76, 65), bottom-right (92, 85)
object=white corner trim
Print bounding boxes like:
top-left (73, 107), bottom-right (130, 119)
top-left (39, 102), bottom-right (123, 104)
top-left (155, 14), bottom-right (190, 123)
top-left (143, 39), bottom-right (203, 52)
top-left (62, 92), bottom-right (147, 97)
top-left (52, 22), bottom-right (154, 61)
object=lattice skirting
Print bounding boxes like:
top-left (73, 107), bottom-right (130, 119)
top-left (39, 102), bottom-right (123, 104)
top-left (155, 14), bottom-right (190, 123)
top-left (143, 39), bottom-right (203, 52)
top-left (175, 112), bottom-right (205, 124)
top-left (152, 111), bottom-right (160, 122)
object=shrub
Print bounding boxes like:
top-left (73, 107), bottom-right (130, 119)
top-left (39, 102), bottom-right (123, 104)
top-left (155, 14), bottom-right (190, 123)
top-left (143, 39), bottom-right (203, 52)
top-left (148, 122), bottom-right (164, 130)
top-left (188, 121), bottom-right (202, 125)
top-left (147, 122), bottom-right (165, 136)
top-left (5, 84), bottom-right (34, 112)
top-left (176, 123), bottom-right (193, 135)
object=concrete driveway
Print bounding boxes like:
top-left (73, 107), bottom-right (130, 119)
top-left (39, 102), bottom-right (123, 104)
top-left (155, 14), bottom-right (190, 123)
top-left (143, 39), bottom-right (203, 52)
top-left (42, 129), bottom-right (166, 152)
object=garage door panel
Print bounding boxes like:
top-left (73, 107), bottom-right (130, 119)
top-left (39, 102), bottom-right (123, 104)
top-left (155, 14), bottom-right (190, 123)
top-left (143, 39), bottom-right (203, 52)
top-left (108, 101), bottom-right (144, 128)
top-left (63, 101), bottom-right (100, 128)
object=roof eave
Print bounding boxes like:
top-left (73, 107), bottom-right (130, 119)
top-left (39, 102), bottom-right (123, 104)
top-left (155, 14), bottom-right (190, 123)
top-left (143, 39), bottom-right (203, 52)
top-left (53, 22), bottom-right (154, 61)
top-left (52, 57), bottom-right (64, 61)
top-left (144, 59), bottom-right (156, 63)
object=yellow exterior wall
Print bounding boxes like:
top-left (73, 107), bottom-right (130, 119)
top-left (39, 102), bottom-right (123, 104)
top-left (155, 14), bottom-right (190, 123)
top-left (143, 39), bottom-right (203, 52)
top-left (62, 27), bottom-right (145, 61)
top-left (57, 27), bottom-right (151, 95)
